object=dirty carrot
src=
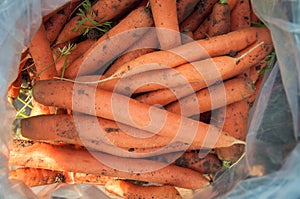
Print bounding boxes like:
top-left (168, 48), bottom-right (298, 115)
top-left (9, 167), bottom-right (114, 187)
top-left (9, 140), bottom-right (210, 189)
top-left (32, 80), bottom-right (242, 148)
top-left (208, 0), bottom-right (231, 37)
top-left (230, 0), bottom-right (251, 31)
top-left (150, 0), bottom-right (181, 49)
top-left (180, 0), bottom-right (218, 32)
top-left (55, 0), bottom-right (140, 44)
top-left (165, 76), bottom-right (255, 117)
top-left (105, 179), bottom-right (182, 199)
top-left (227, 0), bottom-right (239, 10)
top-left (176, 0), bottom-right (201, 23)
top-left (64, 5), bottom-right (153, 78)
top-left (193, 15), bottom-right (211, 40)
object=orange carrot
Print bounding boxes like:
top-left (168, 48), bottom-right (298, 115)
top-left (227, 0), bottom-right (239, 10)
top-left (180, 0), bottom-right (218, 32)
top-left (176, 0), bottom-right (201, 23)
top-left (105, 179), bottom-right (182, 199)
top-left (150, 0), bottom-right (181, 49)
top-left (9, 140), bottom-right (210, 189)
top-left (250, 3), bottom-right (261, 24)
top-left (32, 80), bottom-right (242, 148)
top-left (105, 27), bottom-right (260, 80)
top-left (165, 76), bottom-right (255, 117)
top-left (44, 0), bottom-right (81, 44)
top-left (208, 0), bottom-right (231, 37)
top-left (193, 15), bottom-right (211, 40)
top-left (55, 0), bottom-right (140, 44)
top-left (9, 167), bottom-right (114, 187)
top-left (230, 0), bottom-right (251, 31)
top-left (64, 5), bottom-right (153, 78)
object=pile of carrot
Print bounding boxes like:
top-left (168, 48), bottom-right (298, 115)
top-left (7, 0), bottom-right (274, 198)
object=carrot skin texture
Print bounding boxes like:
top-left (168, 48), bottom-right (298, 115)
top-left (193, 15), bottom-right (211, 40)
top-left (9, 140), bottom-right (210, 189)
top-left (105, 179), bottom-right (182, 199)
top-left (230, 0), bottom-right (251, 31)
top-left (208, 2), bottom-right (231, 37)
top-left (32, 80), bottom-right (241, 148)
top-left (176, 0), bottom-right (201, 23)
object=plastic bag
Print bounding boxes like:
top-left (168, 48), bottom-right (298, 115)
top-left (0, 0), bottom-right (299, 198)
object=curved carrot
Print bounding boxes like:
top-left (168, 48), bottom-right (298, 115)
top-left (56, 0), bottom-right (140, 44)
top-left (9, 140), bottom-right (210, 189)
top-left (105, 179), bottom-right (182, 199)
top-left (150, 0), bottom-right (181, 49)
top-left (180, 0), bottom-right (218, 32)
top-left (230, 0), bottom-right (251, 31)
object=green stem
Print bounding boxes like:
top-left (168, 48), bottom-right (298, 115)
top-left (220, 0), bottom-right (228, 4)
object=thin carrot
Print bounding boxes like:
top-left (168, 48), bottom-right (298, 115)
top-left (180, 0), bottom-right (218, 32)
top-left (9, 167), bottom-right (114, 187)
top-left (165, 76), bottom-right (255, 117)
top-left (105, 179), bottom-right (182, 199)
top-left (193, 15), bottom-right (210, 40)
top-left (32, 80), bottom-right (242, 148)
top-left (64, 5), bottom-right (153, 78)
top-left (9, 140), bottom-right (210, 189)
top-left (230, 0), bottom-right (251, 31)
top-left (208, 0), bottom-right (231, 37)
top-left (150, 0), bottom-right (181, 49)
top-left (104, 27), bottom-right (260, 80)
top-left (44, 0), bottom-right (81, 44)
top-left (55, 0), bottom-right (140, 44)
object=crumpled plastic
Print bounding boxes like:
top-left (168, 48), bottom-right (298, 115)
top-left (0, 0), bottom-right (299, 198)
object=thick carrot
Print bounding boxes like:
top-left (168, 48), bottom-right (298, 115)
top-left (208, 0), bottom-right (231, 37)
top-left (150, 152), bottom-right (222, 174)
top-left (9, 167), bottom-right (114, 187)
top-left (176, 0), bottom-right (201, 23)
top-left (165, 76), bottom-right (255, 117)
top-left (105, 27), bottom-right (260, 80)
top-left (64, 5), bottom-right (153, 78)
top-left (9, 140), bottom-right (210, 189)
top-left (55, 39), bottom-right (96, 76)
top-left (44, 0), bottom-right (81, 44)
top-left (104, 29), bottom-right (159, 77)
top-left (180, 0), bottom-right (218, 32)
top-left (150, 0), bottom-right (181, 50)
top-left (29, 24), bottom-right (58, 80)
top-left (105, 179), bottom-right (182, 199)
top-left (230, 0), bottom-right (251, 31)
top-left (193, 15), bottom-right (210, 40)
top-left (32, 80), bottom-right (242, 148)
top-left (55, 0), bottom-right (140, 44)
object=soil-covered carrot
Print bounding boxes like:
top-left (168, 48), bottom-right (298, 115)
top-left (44, 0), bottom-right (81, 44)
top-left (104, 27), bottom-right (260, 80)
top-left (32, 80), bottom-right (242, 148)
top-left (193, 15), bottom-right (211, 40)
top-left (176, 0), bottom-right (201, 23)
top-left (230, 0), bottom-right (251, 31)
top-left (9, 140), bottom-right (210, 189)
top-left (64, 5), bottom-right (153, 78)
top-left (165, 76), bottom-right (255, 117)
top-left (9, 167), bottom-right (114, 187)
top-left (29, 24), bottom-right (58, 80)
top-left (55, 0), bottom-right (140, 44)
top-left (105, 179), bottom-right (182, 199)
top-left (150, 0), bottom-right (181, 49)
top-left (208, 0), bottom-right (231, 37)
top-left (180, 0), bottom-right (218, 32)
top-left (227, 0), bottom-right (239, 10)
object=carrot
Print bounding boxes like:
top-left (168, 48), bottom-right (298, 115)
top-left (230, 0), bottom-right (251, 31)
top-left (105, 179), bottom-right (182, 199)
top-left (55, 0), bottom-right (140, 44)
top-left (55, 39), bottom-right (96, 76)
top-left (165, 76), bottom-right (255, 117)
top-left (32, 80), bottom-right (242, 148)
top-left (9, 140), bottom-right (210, 189)
top-left (104, 27), bottom-right (260, 80)
top-left (64, 5), bottom-right (153, 78)
top-left (44, 0), bottom-right (81, 44)
top-left (150, 152), bottom-right (222, 174)
top-left (9, 167), bottom-right (114, 187)
top-left (208, 0), bottom-right (231, 37)
top-left (150, 0), bottom-right (181, 49)
top-left (227, 0), bottom-right (239, 10)
top-left (193, 15), bottom-right (210, 40)
top-left (248, 75), bottom-right (263, 106)
top-left (250, 3), bottom-right (261, 24)
top-left (214, 99), bottom-right (249, 163)
top-left (180, 0), bottom-right (218, 33)
top-left (181, 30), bottom-right (194, 44)
top-left (29, 24), bottom-right (58, 80)
top-left (176, 0), bottom-right (201, 23)
top-left (104, 29), bottom-right (159, 77)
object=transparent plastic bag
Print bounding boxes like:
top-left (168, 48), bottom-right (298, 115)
top-left (0, 0), bottom-right (299, 198)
